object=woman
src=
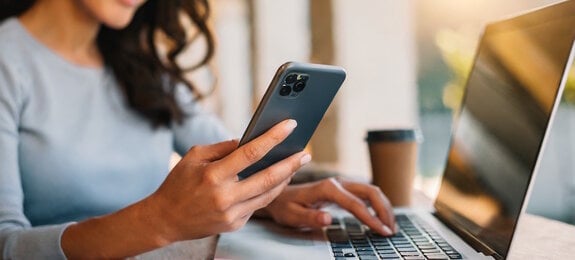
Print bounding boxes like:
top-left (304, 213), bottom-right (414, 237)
top-left (0, 0), bottom-right (395, 258)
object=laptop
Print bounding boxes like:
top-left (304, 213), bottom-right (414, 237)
top-left (215, 1), bottom-right (575, 259)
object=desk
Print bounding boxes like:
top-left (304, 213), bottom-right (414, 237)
top-left (135, 191), bottom-right (575, 259)
top-left (409, 191), bottom-right (575, 259)
top-left (131, 236), bottom-right (218, 260)
top-left (509, 214), bottom-right (575, 259)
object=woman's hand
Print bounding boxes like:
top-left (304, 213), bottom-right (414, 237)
top-left (146, 119), bottom-right (311, 242)
top-left (259, 177), bottom-right (396, 236)
top-left (62, 120), bottom-right (310, 259)
top-left (63, 120), bottom-right (311, 257)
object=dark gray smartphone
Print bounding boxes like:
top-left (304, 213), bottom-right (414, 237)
top-left (237, 62), bottom-right (346, 179)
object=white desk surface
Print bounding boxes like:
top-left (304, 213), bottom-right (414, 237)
top-left (133, 194), bottom-right (575, 259)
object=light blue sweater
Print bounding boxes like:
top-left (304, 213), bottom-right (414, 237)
top-left (0, 18), bottom-right (231, 259)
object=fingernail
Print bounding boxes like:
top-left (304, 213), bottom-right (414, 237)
top-left (300, 153), bottom-right (312, 166)
top-left (382, 225), bottom-right (393, 235)
top-left (321, 213), bottom-right (332, 225)
top-left (285, 119), bottom-right (297, 131)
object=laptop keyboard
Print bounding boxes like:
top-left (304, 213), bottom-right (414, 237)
top-left (327, 214), bottom-right (463, 260)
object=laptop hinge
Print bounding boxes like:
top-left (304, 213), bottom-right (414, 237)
top-left (433, 212), bottom-right (504, 260)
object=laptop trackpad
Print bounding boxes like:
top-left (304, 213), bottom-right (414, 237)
top-left (216, 219), bottom-right (330, 260)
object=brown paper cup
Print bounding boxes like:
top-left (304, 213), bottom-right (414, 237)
top-left (366, 129), bottom-right (420, 207)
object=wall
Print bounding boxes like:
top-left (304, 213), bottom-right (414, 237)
top-left (333, 0), bottom-right (418, 180)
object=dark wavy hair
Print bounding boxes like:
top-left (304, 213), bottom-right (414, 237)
top-left (0, 0), bottom-right (215, 127)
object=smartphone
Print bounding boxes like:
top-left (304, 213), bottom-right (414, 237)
top-left (237, 62), bottom-right (346, 179)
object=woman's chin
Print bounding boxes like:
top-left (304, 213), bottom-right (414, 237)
top-left (102, 16), bottom-right (135, 29)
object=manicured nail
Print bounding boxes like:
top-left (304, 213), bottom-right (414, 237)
top-left (382, 225), bottom-right (393, 235)
top-left (285, 119), bottom-right (297, 131)
top-left (300, 153), bottom-right (312, 166)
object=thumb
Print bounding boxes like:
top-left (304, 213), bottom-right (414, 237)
top-left (276, 204), bottom-right (332, 228)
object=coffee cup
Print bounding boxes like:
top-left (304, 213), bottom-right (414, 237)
top-left (366, 129), bottom-right (421, 207)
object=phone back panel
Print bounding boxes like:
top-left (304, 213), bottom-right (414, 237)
top-left (238, 62), bottom-right (346, 179)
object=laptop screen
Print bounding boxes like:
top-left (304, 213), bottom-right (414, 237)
top-left (434, 1), bottom-right (575, 257)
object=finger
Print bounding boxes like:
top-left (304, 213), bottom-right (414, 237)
top-left (215, 119), bottom-right (297, 177)
top-left (338, 179), bottom-right (396, 232)
top-left (184, 139), bottom-right (239, 163)
top-left (237, 151), bottom-right (311, 201)
top-left (274, 204), bottom-right (332, 228)
top-left (320, 179), bottom-right (392, 236)
top-left (230, 173), bottom-right (293, 221)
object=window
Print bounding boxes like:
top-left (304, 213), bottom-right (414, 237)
top-left (415, 0), bottom-right (575, 224)
top-left (207, 0), bottom-right (574, 224)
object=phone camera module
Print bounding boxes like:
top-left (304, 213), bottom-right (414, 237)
top-left (279, 85), bottom-right (292, 96)
top-left (293, 81), bottom-right (306, 92)
top-left (285, 74), bottom-right (297, 84)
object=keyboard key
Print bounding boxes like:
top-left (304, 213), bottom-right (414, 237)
top-left (376, 249), bottom-right (396, 254)
top-left (418, 245), bottom-right (439, 250)
top-left (396, 248), bottom-right (418, 253)
top-left (425, 253), bottom-right (450, 259)
top-left (343, 217), bottom-right (361, 224)
top-left (355, 247), bottom-right (373, 252)
top-left (343, 252), bottom-right (356, 257)
top-left (379, 253), bottom-right (401, 259)
top-left (421, 249), bottom-right (441, 254)
top-left (400, 251), bottom-right (423, 257)
top-left (331, 218), bottom-right (341, 225)
top-left (331, 243), bottom-right (352, 248)
top-left (431, 236), bottom-right (445, 241)
top-left (405, 231), bottom-right (423, 236)
top-left (406, 233), bottom-right (423, 238)
top-left (359, 256), bottom-right (379, 260)
top-left (395, 243), bottom-right (416, 248)
top-left (327, 230), bottom-right (348, 242)
top-left (403, 257), bottom-right (426, 260)
top-left (375, 246), bottom-right (394, 252)
top-left (448, 253), bottom-right (463, 259)
top-left (391, 240), bottom-right (411, 245)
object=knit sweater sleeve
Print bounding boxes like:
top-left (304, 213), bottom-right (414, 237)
top-left (171, 85), bottom-right (232, 155)
top-left (0, 48), bottom-right (72, 260)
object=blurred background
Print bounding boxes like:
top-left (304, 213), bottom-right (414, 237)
top-left (183, 0), bottom-right (575, 225)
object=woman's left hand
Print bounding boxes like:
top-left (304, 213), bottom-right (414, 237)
top-left (257, 177), bottom-right (396, 236)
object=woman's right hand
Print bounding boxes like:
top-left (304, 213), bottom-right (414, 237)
top-left (147, 119), bottom-right (310, 242)
top-left (61, 119), bottom-right (308, 259)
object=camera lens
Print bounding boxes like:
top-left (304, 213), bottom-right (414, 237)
top-left (285, 74), bottom-right (297, 84)
top-left (293, 81), bottom-right (306, 92)
top-left (279, 85), bottom-right (292, 96)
